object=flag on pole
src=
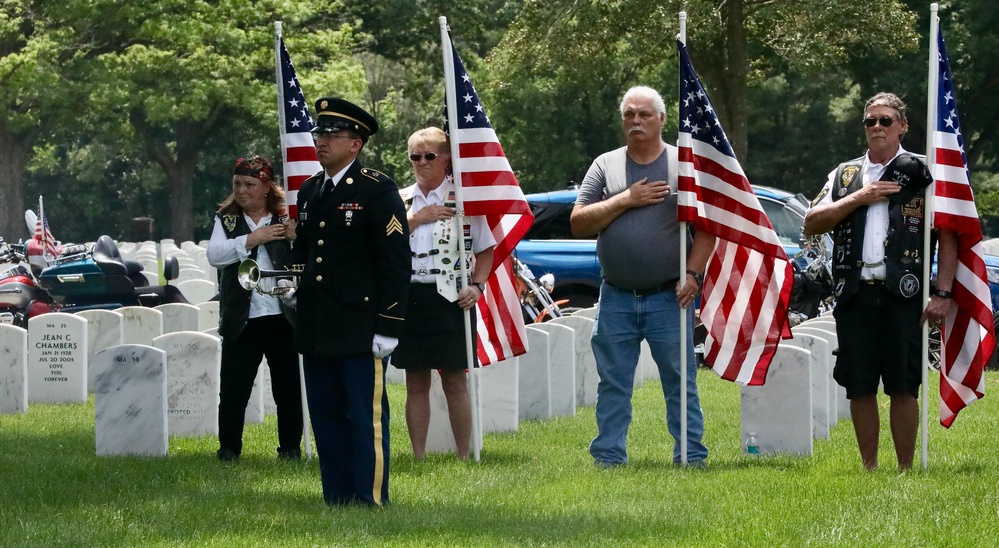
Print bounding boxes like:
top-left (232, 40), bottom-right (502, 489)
top-left (275, 34), bottom-right (322, 219)
top-left (676, 40), bottom-right (794, 385)
top-left (443, 32), bottom-right (534, 365)
top-left (929, 27), bottom-right (993, 427)
top-left (35, 196), bottom-right (58, 258)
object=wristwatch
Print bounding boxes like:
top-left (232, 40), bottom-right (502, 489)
top-left (932, 288), bottom-right (953, 299)
top-left (686, 270), bottom-right (704, 289)
top-left (472, 282), bottom-right (486, 293)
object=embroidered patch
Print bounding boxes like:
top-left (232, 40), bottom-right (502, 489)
top-left (386, 215), bottom-right (404, 236)
top-left (811, 187), bottom-right (828, 207)
top-left (222, 214), bottom-right (238, 232)
top-left (899, 273), bottom-right (920, 298)
top-left (841, 165), bottom-right (860, 187)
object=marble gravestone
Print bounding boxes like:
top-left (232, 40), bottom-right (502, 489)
top-left (740, 344), bottom-right (813, 456)
top-left (75, 309), bottom-right (124, 393)
top-left (155, 303), bottom-right (201, 334)
top-left (788, 329), bottom-right (836, 429)
top-left (794, 324), bottom-right (847, 422)
top-left (780, 336), bottom-right (830, 440)
top-left (0, 324), bottom-right (28, 414)
top-left (119, 306), bottom-right (163, 346)
top-left (478, 357), bottom-right (519, 433)
top-left (548, 315), bottom-right (598, 407)
top-left (196, 301), bottom-right (220, 334)
top-left (519, 326), bottom-right (552, 420)
top-left (531, 322), bottom-right (576, 416)
top-left (93, 345), bottom-right (169, 456)
top-left (153, 331), bottom-right (221, 437)
top-left (27, 313), bottom-right (88, 404)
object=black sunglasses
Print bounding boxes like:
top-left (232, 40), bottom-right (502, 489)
top-left (863, 116), bottom-right (895, 128)
top-left (409, 152), bottom-right (439, 162)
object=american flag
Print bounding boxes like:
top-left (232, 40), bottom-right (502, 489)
top-left (929, 27), bottom-right (993, 427)
top-left (676, 40), bottom-right (794, 385)
top-left (443, 32), bottom-right (533, 365)
top-left (275, 35), bottom-right (321, 219)
top-left (35, 196), bottom-right (58, 258)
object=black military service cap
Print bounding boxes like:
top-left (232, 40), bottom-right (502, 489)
top-left (883, 154), bottom-right (933, 204)
top-left (312, 97), bottom-right (378, 142)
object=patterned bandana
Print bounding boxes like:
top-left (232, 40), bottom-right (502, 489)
top-left (233, 155), bottom-right (273, 184)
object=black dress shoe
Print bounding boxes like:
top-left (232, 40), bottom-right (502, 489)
top-left (217, 448), bottom-right (239, 462)
top-left (277, 448), bottom-right (301, 460)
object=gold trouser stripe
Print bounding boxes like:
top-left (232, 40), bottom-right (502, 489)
top-left (370, 356), bottom-right (385, 506)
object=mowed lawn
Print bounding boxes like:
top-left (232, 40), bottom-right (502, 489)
top-left (2, 369), bottom-right (997, 547)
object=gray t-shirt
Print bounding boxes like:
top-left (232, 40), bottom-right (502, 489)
top-left (577, 148), bottom-right (683, 289)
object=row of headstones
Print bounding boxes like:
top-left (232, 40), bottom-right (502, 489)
top-left (0, 310), bottom-right (280, 456)
top-left (117, 239), bottom-right (218, 304)
top-left (740, 315), bottom-right (846, 456)
top-left (391, 308), bottom-right (665, 455)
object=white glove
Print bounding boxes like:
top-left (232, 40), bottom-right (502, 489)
top-left (372, 334), bottom-right (398, 359)
top-left (277, 280), bottom-right (297, 308)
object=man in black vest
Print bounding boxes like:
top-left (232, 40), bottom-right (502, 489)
top-left (804, 92), bottom-right (957, 470)
top-left (206, 154), bottom-right (302, 462)
top-left (291, 97), bottom-right (410, 506)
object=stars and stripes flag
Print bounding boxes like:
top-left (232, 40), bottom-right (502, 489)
top-left (275, 31), bottom-right (321, 219)
top-left (442, 30), bottom-right (533, 365)
top-left (676, 40), bottom-right (794, 385)
top-left (35, 196), bottom-right (58, 258)
top-left (929, 26), bottom-right (992, 427)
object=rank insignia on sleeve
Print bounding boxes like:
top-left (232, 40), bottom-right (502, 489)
top-left (223, 214), bottom-right (238, 232)
top-left (386, 215), bottom-right (404, 236)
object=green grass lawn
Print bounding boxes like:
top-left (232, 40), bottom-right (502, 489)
top-left (2, 371), bottom-right (997, 547)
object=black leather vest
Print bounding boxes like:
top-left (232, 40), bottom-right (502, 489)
top-left (831, 154), bottom-right (927, 301)
top-left (216, 211), bottom-right (293, 339)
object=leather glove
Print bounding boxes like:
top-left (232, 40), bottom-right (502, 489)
top-left (372, 334), bottom-right (398, 359)
top-left (277, 279), bottom-right (297, 308)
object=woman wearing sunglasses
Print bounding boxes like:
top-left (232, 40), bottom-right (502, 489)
top-left (393, 127), bottom-right (496, 460)
top-left (803, 92), bottom-right (956, 471)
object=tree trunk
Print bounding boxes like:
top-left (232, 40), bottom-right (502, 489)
top-left (721, 0), bottom-right (749, 162)
top-left (0, 130), bottom-right (35, 242)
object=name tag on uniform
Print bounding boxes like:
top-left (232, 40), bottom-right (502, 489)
top-left (299, 212), bottom-right (307, 221)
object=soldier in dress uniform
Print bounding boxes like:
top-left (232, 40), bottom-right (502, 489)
top-left (804, 92), bottom-right (956, 471)
top-left (291, 97), bottom-right (410, 506)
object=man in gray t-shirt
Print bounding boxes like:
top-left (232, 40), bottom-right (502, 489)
top-left (571, 85), bottom-right (715, 468)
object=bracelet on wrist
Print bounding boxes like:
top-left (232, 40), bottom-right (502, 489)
top-left (686, 270), bottom-right (704, 288)
top-left (932, 288), bottom-right (952, 299)
top-left (472, 282), bottom-right (486, 293)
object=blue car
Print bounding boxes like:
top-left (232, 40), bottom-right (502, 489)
top-left (514, 185), bottom-right (831, 308)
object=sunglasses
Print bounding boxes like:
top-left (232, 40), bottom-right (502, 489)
top-left (409, 152), bottom-right (439, 162)
top-left (863, 116), bottom-right (895, 128)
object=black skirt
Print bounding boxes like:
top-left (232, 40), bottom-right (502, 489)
top-left (392, 283), bottom-right (478, 370)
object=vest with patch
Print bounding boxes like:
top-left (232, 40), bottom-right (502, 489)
top-left (400, 182), bottom-right (471, 302)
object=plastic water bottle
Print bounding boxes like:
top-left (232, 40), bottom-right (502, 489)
top-left (745, 432), bottom-right (759, 455)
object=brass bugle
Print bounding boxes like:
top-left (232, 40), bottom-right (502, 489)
top-left (236, 259), bottom-right (303, 295)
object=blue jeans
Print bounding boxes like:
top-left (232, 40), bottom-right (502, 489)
top-left (589, 281), bottom-right (708, 465)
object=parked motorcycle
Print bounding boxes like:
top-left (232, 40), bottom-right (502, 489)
top-left (513, 257), bottom-right (567, 323)
top-left (787, 235), bottom-right (835, 326)
top-left (0, 239), bottom-right (54, 327)
top-left (34, 235), bottom-right (187, 314)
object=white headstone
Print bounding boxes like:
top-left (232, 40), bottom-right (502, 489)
top-left (174, 268), bottom-right (207, 283)
top-left (570, 307), bottom-right (598, 319)
top-left (196, 301), bottom-right (220, 333)
top-left (549, 315), bottom-right (598, 407)
top-left (479, 357), bottom-right (519, 433)
top-left (244, 361), bottom-right (266, 424)
top-left (154, 331), bottom-right (222, 437)
top-left (422, 370), bottom-right (456, 454)
top-left (0, 324), bottom-right (28, 414)
top-left (794, 325), bottom-right (846, 422)
top-left (637, 340), bottom-right (658, 387)
top-left (155, 302), bottom-right (201, 333)
top-left (531, 322), bottom-right (576, 416)
top-left (27, 313), bottom-right (88, 403)
top-left (740, 344), bottom-right (813, 456)
top-left (175, 279), bottom-right (217, 305)
top-left (519, 326), bottom-right (552, 420)
top-left (119, 306), bottom-right (163, 346)
top-left (75, 310), bottom-right (124, 393)
top-left (93, 345), bottom-right (169, 456)
top-left (781, 336), bottom-right (830, 440)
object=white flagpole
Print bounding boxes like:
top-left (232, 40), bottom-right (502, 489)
top-left (440, 15), bottom-right (483, 462)
top-left (921, 2), bottom-right (940, 470)
top-left (677, 11), bottom-right (689, 465)
top-left (275, 20), bottom-right (312, 460)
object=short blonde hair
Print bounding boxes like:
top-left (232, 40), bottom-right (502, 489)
top-left (408, 127), bottom-right (450, 154)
